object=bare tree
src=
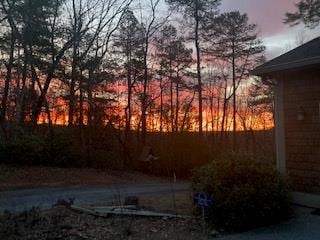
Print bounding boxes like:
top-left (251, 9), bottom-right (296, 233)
top-left (138, 0), bottom-right (168, 144)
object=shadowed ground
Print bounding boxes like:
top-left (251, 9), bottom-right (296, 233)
top-left (219, 207), bottom-right (320, 240)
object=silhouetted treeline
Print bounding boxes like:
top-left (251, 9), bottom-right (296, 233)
top-left (0, 0), bottom-right (273, 168)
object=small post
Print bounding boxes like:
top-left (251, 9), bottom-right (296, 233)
top-left (193, 192), bottom-right (213, 234)
top-left (172, 172), bottom-right (177, 215)
top-left (202, 206), bottom-right (206, 233)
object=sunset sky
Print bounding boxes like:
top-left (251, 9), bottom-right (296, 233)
top-left (221, 0), bottom-right (319, 59)
top-left (139, 0), bottom-right (319, 60)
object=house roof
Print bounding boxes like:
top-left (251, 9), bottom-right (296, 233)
top-left (252, 37), bottom-right (320, 76)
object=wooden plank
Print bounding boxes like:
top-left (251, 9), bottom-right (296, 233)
top-left (71, 205), bottom-right (192, 219)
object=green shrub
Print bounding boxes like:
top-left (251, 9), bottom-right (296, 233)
top-left (192, 154), bottom-right (291, 232)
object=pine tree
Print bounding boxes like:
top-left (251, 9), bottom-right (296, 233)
top-left (114, 9), bottom-right (145, 142)
top-left (155, 25), bottom-right (193, 132)
top-left (205, 11), bottom-right (265, 149)
top-left (285, 0), bottom-right (320, 29)
top-left (165, 0), bottom-right (221, 135)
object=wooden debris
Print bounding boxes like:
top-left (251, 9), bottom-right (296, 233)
top-left (71, 206), bottom-right (107, 217)
top-left (70, 205), bottom-right (192, 219)
top-left (92, 205), bottom-right (138, 210)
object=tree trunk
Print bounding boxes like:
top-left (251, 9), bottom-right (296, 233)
top-left (220, 81), bottom-right (228, 144)
top-left (69, 36), bottom-right (79, 127)
top-left (86, 70), bottom-right (94, 166)
top-left (125, 52), bottom-right (132, 144)
top-left (169, 62), bottom-right (174, 132)
top-left (141, 39), bottom-right (149, 145)
top-left (194, 4), bottom-right (203, 136)
top-left (79, 73), bottom-right (84, 126)
top-left (209, 93), bottom-right (214, 135)
top-left (175, 72), bottom-right (180, 132)
top-left (0, 32), bottom-right (15, 126)
top-left (17, 61), bottom-right (27, 125)
top-left (16, 46), bottom-right (28, 126)
top-left (159, 76), bottom-right (163, 133)
top-left (79, 70), bottom-right (86, 160)
top-left (215, 96), bottom-right (221, 141)
top-left (232, 43), bottom-right (237, 151)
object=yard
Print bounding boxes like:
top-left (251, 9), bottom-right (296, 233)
top-left (0, 164), bottom-right (169, 191)
top-left (0, 164), bottom-right (205, 239)
top-left (0, 192), bottom-right (207, 240)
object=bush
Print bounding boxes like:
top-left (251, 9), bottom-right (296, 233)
top-left (91, 149), bottom-right (124, 170)
top-left (0, 134), bottom-right (48, 165)
top-left (192, 154), bottom-right (291, 232)
top-left (0, 127), bottom-right (124, 169)
top-left (0, 131), bottom-right (84, 167)
top-left (49, 134), bottom-right (84, 167)
top-left (148, 133), bottom-right (215, 177)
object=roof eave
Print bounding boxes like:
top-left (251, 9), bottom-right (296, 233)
top-left (252, 57), bottom-right (320, 76)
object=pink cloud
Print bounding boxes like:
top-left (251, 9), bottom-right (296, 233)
top-left (220, 0), bottom-right (297, 37)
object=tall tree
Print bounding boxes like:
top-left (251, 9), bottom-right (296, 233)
top-left (114, 9), bottom-right (144, 143)
top-left (206, 11), bottom-right (265, 149)
top-left (165, 0), bottom-right (221, 135)
top-left (66, 0), bottom-right (132, 126)
top-left (285, 0), bottom-right (320, 28)
top-left (155, 24), bottom-right (193, 132)
top-left (0, 0), bottom-right (64, 128)
top-left (139, 0), bottom-right (167, 144)
top-left (78, 0), bottom-right (133, 166)
top-left (0, 0), bottom-right (16, 128)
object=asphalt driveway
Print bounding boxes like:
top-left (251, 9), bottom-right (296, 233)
top-left (0, 182), bottom-right (190, 213)
top-left (218, 207), bottom-right (320, 240)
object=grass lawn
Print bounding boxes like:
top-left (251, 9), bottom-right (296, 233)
top-left (0, 164), bottom-right (170, 191)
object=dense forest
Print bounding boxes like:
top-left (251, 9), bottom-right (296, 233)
top-left (0, 0), bottom-right (276, 173)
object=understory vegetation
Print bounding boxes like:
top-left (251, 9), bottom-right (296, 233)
top-left (192, 154), bottom-right (291, 232)
top-left (0, 124), bottom-right (275, 177)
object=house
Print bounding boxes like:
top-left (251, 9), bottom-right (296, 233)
top-left (253, 37), bottom-right (320, 208)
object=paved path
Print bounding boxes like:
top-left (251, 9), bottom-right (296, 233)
top-left (219, 208), bottom-right (320, 240)
top-left (0, 182), bottom-right (189, 213)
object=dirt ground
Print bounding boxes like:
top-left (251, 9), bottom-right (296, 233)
top-left (138, 192), bottom-right (194, 216)
top-left (0, 164), bottom-right (204, 239)
top-left (0, 206), bottom-right (207, 240)
top-left (0, 190), bottom-right (208, 240)
top-left (0, 164), bottom-right (169, 191)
